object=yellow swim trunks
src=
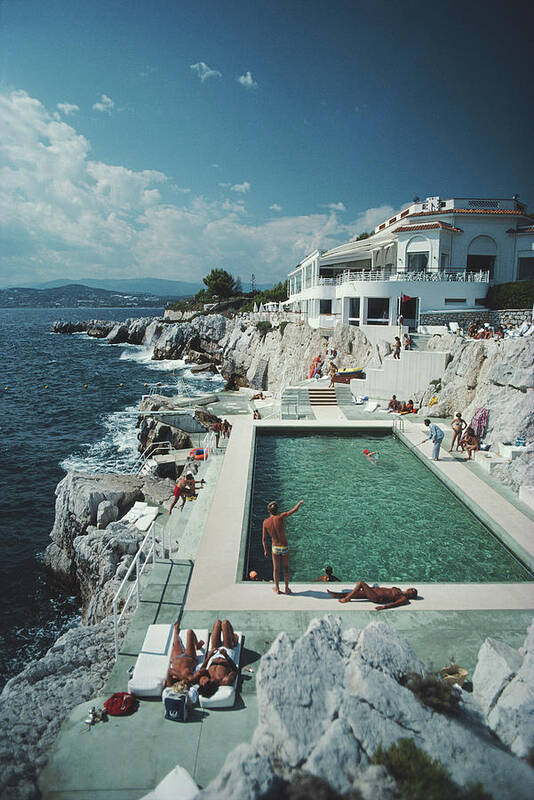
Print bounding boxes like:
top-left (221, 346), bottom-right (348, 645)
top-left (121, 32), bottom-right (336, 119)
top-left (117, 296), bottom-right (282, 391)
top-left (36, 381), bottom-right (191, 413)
top-left (272, 545), bottom-right (289, 556)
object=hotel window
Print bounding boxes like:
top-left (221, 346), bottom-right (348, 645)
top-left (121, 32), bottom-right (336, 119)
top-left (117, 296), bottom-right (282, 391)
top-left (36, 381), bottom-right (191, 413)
top-left (440, 252), bottom-right (449, 268)
top-left (444, 298), bottom-right (466, 304)
top-left (294, 272), bottom-right (302, 292)
top-left (348, 297), bottom-right (360, 325)
top-left (305, 263), bottom-right (313, 287)
top-left (407, 252), bottom-right (429, 271)
top-left (367, 297), bottom-right (389, 324)
top-left (319, 299), bottom-right (332, 315)
top-left (518, 258), bottom-right (534, 280)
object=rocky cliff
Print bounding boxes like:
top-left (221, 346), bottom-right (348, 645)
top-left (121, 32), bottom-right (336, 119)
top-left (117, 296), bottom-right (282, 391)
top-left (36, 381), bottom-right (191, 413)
top-left (43, 472), bottom-right (174, 623)
top-left (419, 335), bottom-right (534, 490)
top-left (0, 615), bottom-right (130, 800)
top-left (199, 616), bottom-right (534, 800)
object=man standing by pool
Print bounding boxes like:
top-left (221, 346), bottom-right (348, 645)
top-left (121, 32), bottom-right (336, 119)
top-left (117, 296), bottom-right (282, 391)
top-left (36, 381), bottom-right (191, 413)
top-left (262, 499), bottom-right (303, 595)
top-left (418, 418), bottom-right (444, 461)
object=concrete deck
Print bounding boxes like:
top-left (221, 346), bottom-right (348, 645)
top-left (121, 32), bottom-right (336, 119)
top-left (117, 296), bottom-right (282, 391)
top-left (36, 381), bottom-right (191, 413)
top-left (187, 415), bottom-right (534, 613)
top-left (39, 400), bottom-right (534, 799)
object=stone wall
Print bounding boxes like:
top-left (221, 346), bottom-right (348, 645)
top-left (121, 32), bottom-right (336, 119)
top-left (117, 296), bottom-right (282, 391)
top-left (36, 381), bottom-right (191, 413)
top-left (420, 308), bottom-right (532, 329)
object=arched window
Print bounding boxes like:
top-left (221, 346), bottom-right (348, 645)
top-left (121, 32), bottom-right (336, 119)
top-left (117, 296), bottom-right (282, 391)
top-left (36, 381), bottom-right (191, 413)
top-left (467, 236), bottom-right (497, 278)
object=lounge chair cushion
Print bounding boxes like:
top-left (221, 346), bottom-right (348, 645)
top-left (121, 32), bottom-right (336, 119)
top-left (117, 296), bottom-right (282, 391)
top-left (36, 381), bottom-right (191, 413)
top-left (139, 765), bottom-right (199, 800)
top-left (128, 624), bottom-right (173, 697)
top-left (199, 632), bottom-right (243, 709)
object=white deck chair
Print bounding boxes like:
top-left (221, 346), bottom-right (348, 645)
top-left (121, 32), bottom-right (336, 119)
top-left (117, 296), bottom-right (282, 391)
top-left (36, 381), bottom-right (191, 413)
top-left (128, 624), bottom-right (173, 697)
top-left (199, 632), bottom-right (243, 709)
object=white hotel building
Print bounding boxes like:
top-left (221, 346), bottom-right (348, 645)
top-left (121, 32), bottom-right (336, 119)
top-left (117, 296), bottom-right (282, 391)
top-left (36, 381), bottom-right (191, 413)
top-left (286, 196), bottom-right (534, 332)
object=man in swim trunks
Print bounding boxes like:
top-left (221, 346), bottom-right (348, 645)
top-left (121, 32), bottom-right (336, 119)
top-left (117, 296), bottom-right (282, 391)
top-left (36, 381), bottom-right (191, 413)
top-left (166, 624), bottom-right (205, 686)
top-left (262, 499), bottom-right (303, 595)
top-left (327, 582), bottom-right (418, 610)
top-left (169, 471), bottom-right (205, 513)
top-left (196, 619), bottom-right (239, 698)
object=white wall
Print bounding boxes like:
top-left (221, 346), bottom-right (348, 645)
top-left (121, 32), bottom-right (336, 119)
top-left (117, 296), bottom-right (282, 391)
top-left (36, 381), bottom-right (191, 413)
top-left (350, 350), bottom-right (450, 400)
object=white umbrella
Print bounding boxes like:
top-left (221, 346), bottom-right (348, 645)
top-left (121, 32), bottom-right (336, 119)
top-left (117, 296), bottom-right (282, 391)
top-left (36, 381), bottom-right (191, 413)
top-left (253, 303), bottom-right (258, 312)
top-left (259, 303), bottom-right (265, 312)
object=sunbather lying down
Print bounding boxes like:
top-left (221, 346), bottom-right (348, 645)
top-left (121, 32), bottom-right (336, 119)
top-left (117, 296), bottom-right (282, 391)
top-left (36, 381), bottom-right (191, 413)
top-left (196, 619), bottom-right (239, 698)
top-left (327, 581), bottom-right (418, 610)
top-left (166, 625), bottom-right (205, 686)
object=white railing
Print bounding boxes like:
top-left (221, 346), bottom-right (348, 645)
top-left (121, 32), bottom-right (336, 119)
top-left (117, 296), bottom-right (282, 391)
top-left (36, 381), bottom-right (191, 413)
top-left (313, 269), bottom-right (490, 287)
top-left (130, 441), bottom-right (172, 475)
top-left (112, 518), bottom-right (164, 659)
top-left (392, 417), bottom-right (405, 434)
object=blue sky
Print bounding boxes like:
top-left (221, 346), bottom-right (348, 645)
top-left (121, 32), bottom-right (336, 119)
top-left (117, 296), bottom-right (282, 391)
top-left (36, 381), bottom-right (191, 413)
top-left (1, 0), bottom-right (533, 287)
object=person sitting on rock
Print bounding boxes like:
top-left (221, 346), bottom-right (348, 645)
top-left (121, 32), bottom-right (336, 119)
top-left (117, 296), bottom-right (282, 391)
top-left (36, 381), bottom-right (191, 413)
top-left (195, 619), bottom-right (239, 698)
top-left (327, 582), bottom-right (418, 610)
top-left (460, 427), bottom-right (479, 460)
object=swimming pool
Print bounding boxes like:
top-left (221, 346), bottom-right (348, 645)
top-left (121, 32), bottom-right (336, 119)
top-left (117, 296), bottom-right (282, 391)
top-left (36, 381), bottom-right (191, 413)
top-left (244, 429), bottom-right (533, 583)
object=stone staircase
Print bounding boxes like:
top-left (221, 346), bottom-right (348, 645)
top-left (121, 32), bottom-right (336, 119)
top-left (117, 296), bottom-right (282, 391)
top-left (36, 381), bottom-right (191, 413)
top-left (308, 387), bottom-right (338, 406)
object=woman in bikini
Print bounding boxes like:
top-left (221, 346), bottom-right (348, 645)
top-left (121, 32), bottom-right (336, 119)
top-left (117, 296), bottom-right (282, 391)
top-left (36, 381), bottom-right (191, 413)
top-left (393, 337), bottom-right (401, 359)
top-left (461, 427), bottom-right (479, 460)
top-left (166, 624), bottom-right (205, 686)
top-left (196, 619), bottom-right (239, 698)
top-left (449, 412), bottom-right (467, 452)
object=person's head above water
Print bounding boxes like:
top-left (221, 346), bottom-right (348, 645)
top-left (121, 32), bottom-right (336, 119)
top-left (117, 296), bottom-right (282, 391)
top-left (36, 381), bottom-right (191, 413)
top-left (267, 501), bottom-right (278, 515)
top-left (363, 449), bottom-right (370, 455)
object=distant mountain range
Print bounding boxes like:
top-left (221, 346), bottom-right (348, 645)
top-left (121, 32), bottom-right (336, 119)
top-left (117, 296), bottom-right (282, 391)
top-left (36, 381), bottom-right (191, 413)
top-left (0, 283), bottom-right (187, 309)
top-left (3, 277), bottom-right (203, 296)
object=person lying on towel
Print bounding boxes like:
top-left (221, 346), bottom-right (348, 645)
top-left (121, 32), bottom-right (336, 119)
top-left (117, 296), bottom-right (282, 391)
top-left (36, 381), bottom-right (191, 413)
top-left (195, 619), bottom-right (239, 698)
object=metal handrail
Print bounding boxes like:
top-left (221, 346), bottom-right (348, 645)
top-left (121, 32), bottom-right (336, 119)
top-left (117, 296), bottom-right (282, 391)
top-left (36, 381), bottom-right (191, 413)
top-left (130, 441), bottom-right (173, 475)
top-left (112, 518), bottom-right (162, 659)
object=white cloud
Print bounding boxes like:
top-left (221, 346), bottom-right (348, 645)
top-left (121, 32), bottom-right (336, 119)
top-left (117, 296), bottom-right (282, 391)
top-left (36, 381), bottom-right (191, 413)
top-left (171, 184), bottom-right (191, 194)
top-left (218, 182), bottom-right (231, 188)
top-left (92, 94), bottom-right (115, 113)
top-left (352, 204), bottom-right (395, 234)
top-left (269, 203), bottom-right (282, 212)
top-left (57, 102), bottom-right (79, 116)
top-left (237, 71), bottom-right (258, 89)
top-left (210, 163), bottom-right (220, 168)
top-left (190, 62), bottom-right (222, 82)
top-left (0, 89), bottom-right (393, 286)
top-left (231, 181), bottom-right (250, 194)
top-left (322, 202), bottom-right (346, 212)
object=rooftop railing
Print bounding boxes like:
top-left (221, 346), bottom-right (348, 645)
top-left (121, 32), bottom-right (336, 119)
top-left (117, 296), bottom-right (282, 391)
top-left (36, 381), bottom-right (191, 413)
top-left (312, 269), bottom-right (490, 287)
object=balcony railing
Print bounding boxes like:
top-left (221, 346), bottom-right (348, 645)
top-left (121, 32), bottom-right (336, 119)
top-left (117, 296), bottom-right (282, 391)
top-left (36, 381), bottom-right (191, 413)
top-left (306, 269), bottom-right (490, 288)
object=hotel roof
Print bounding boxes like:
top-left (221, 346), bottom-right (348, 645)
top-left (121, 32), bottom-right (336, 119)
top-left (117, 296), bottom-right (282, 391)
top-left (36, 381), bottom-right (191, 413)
top-left (395, 222), bottom-right (463, 233)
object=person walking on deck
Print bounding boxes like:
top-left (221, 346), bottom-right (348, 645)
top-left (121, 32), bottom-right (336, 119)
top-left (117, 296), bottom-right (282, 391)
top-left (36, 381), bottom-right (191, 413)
top-left (418, 418), bottom-right (444, 461)
top-left (262, 499), bottom-right (303, 595)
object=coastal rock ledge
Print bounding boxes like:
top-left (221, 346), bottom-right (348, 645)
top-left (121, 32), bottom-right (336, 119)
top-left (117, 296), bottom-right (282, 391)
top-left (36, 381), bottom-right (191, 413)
top-left (199, 616), bottom-right (534, 800)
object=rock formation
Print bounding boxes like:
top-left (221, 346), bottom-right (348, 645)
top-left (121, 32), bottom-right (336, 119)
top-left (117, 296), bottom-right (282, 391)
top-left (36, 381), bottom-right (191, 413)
top-left (43, 471), bottom-right (173, 612)
top-left (199, 617), bottom-right (534, 800)
top-left (0, 615), bottom-right (129, 800)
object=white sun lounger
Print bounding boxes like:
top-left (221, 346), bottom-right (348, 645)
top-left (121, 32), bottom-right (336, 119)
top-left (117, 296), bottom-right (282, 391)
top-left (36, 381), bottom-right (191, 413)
top-left (199, 632), bottom-right (243, 709)
top-left (128, 624), bottom-right (174, 697)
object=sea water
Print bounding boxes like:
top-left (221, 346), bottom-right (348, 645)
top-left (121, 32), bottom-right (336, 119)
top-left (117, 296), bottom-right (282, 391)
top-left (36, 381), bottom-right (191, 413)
top-left (0, 308), bottom-right (223, 687)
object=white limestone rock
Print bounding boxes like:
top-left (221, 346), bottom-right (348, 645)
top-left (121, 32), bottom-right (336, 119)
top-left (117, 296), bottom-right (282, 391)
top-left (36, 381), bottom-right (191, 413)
top-left (0, 615), bottom-right (129, 800)
top-left (483, 619), bottom-right (534, 758)
top-left (107, 322), bottom-right (129, 344)
top-left (73, 521), bottom-right (145, 624)
top-left (472, 636), bottom-right (522, 717)
top-left (152, 322), bottom-right (195, 359)
top-left (199, 616), bottom-right (534, 800)
top-left (96, 500), bottom-right (119, 529)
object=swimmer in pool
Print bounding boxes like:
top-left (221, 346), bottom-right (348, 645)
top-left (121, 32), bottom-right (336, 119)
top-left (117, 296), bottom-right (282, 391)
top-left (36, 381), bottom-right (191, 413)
top-left (313, 566), bottom-right (340, 582)
top-left (262, 499), bottom-right (303, 595)
top-left (363, 448), bottom-right (378, 464)
top-left (327, 582), bottom-right (418, 610)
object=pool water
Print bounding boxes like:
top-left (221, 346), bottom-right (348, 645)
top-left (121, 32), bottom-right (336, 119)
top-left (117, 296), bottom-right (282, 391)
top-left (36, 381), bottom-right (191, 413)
top-left (245, 430), bottom-right (533, 583)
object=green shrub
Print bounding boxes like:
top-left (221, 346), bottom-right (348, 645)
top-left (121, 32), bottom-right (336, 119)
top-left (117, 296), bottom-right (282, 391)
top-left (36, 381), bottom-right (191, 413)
top-left (485, 280), bottom-right (534, 310)
top-left (256, 321), bottom-right (272, 339)
top-left (279, 321), bottom-right (289, 337)
top-left (372, 739), bottom-right (491, 800)
top-left (401, 672), bottom-right (461, 716)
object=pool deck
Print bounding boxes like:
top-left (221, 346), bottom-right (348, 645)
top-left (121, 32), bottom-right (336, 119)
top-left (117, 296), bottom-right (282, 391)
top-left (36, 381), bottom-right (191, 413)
top-left (39, 402), bottom-right (534, 799)
top-left (186, 414), bottom-right (534, 613)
